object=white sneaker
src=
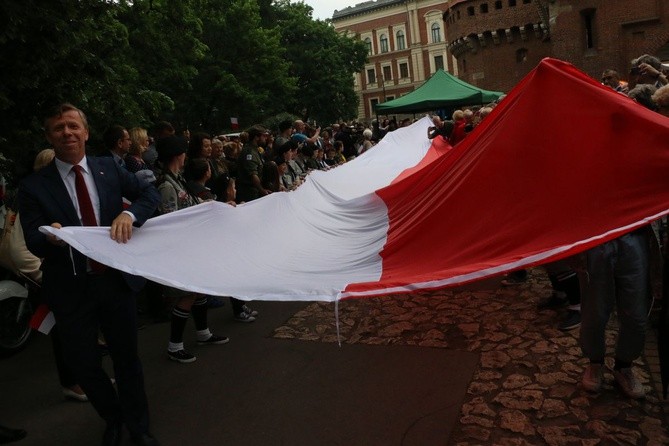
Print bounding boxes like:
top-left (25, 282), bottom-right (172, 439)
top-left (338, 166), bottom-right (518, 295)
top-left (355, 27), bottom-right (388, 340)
top-left (581, 363), bottom-right (603, 392)
top-left (612, 367), bottom-right (644, 399)
top-left (234, 311), bottom-right (256, 323)
top-left (242, 304), bottom-right (259, 317)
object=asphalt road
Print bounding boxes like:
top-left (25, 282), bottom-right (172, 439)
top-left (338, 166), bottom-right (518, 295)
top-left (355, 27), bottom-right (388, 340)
top-left (1, 300), bottom-right (478, 446)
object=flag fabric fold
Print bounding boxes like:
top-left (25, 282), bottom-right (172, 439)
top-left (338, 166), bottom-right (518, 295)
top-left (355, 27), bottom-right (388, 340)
top-left (40, 58), bottom-right (669, 302)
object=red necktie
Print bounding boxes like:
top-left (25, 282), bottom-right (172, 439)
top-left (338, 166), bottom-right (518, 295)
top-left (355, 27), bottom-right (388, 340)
top-left (72, 165), bottom-right (105, 273)
top-left (72, 165), bottom-right (97, 227)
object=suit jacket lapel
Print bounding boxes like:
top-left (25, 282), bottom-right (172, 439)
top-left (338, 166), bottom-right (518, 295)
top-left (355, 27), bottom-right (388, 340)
top-left (42, 162), bottom-right (80, 225)
top-left (88, 156), bottom-right (110, 224)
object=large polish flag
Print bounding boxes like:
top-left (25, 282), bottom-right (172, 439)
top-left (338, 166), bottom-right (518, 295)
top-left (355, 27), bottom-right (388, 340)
top-left (41, 59), bottom-right (669, 301)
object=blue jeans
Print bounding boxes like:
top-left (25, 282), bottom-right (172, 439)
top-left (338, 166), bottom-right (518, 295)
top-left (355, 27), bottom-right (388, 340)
top-left (579, 231), bottom-right (649, 362)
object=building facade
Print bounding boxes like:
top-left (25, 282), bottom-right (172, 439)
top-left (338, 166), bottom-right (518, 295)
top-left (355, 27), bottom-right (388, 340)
top-left (333, 0), bottom-right (453, 120)
top-left (445, 0), bottom-right (669, 92)
top-left (333, 0), bottom-right (669, 121)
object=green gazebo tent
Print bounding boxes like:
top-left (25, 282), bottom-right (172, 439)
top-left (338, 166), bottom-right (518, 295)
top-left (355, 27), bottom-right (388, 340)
top-left (375, 69), bottom-right (504, 114)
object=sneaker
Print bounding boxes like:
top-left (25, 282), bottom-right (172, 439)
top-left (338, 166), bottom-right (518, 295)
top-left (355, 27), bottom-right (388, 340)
top-left (63, 386), bottom-right (88, 402)
top-left (613, 367), bottom-right (645, 399)
top-left (234, 311), bottom-right (256, 323)
top-left (582, 363), bottom-right (603, 392)
top-left (167, 349), bottom-right (196, 363)
top-left (197, 334), bottom-right (230, 345)
top-left (558, 310), bottom-right (581, 331)
top-left (537, 292), bottom-right (568, 310)
top-left (242, 304), bottom-right (259, 317)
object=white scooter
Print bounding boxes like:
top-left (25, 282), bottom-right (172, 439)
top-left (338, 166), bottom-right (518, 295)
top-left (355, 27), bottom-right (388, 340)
top-left (0, 198), bottom-right (34, 356)
top-left (0, 276), bottom-right (31, 355)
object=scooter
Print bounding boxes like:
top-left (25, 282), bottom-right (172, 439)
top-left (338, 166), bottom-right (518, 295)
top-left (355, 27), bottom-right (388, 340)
top-left (0, 276), bottom-right (31, 355)
top-left (0, 200), bottom-right (34, 355)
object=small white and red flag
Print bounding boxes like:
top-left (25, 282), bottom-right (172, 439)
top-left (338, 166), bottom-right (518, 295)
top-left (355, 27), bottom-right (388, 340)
top-left (29, 304), bottom-right (55, 335)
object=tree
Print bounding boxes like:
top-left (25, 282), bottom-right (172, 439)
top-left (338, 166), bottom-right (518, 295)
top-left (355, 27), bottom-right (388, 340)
top-left (172, 0), bottom-right (297, 133)
top-left (0, 0), bottom-right (367, 181)
top-left (270, 1), bottom-right (368, 124)
top-left (0, 0), bottom-right (206, 177)
top-left (119, 0), bottom-right (207, 127)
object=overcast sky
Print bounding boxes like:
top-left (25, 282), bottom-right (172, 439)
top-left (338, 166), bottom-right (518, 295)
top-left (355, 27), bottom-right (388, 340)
top-left (302, 0), bottom-right (362, 20)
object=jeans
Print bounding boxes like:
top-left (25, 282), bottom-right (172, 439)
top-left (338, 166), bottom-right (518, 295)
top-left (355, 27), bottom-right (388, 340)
top-left (579, 231), bottom-right (649, 362)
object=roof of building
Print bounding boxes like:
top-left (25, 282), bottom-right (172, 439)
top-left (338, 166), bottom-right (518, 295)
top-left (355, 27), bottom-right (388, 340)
top-left (332, 0), bottom-right (405, 20)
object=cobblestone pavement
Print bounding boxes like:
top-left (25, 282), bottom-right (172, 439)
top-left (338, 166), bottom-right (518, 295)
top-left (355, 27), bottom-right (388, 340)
top-left (272, 269), bottom-right (669, 445)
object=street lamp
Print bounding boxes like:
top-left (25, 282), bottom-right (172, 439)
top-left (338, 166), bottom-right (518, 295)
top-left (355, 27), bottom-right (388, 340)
top-left (380, 74), bottom-right (387, 102)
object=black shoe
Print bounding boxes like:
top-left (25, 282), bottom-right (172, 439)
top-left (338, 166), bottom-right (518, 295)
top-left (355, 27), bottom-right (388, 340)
top-left (130, 432), bottom-right (160, 446)
top-left (167, 349), bottom-right (196, 363)
top-left (537, 292), bottom-right (568, 310)
top-left (558, 310), bottom-right (581, 331)
top-left (0, 424), bottom-right (27, 444)
top-left (196, 334), bottom-right (230, 345)
top-left (102, 421), bottom-right (122, 446)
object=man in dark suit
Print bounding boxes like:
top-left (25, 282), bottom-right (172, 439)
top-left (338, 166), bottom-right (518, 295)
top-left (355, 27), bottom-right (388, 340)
top-left (100, 124), bottom-right (131, 167)
top-left (19, 103), bottom-right (161, 446)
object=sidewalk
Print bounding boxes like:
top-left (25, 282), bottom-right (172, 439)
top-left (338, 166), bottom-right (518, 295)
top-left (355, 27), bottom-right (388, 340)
top-left (275, 269), bottom-right (669, 445)
top-left (1, 268), bottom-right (668, 445)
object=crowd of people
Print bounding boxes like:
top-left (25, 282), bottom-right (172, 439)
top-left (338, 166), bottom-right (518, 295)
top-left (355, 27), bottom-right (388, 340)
top-left (2, 52), bottom-right (669, 445)
top-left (577, 54), bottom-right (668, 400)
top-left (501, 53), bottom-right (669, 401)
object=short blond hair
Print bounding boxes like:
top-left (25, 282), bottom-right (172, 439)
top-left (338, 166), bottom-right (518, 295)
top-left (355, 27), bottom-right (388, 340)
top-left (43, 103), bottom-right (88, 131)
top-left (34, 148), bottom-right (55, 171)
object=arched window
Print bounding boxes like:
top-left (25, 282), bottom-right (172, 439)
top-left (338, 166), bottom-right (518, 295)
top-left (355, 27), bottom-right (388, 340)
top-left (396, 30), bottom-right (406, 50)
top-left (431, 23), bottom-right (441, 43)
top-left (364, 37), bottom-right (372, 55)
top-left (380, 34), bottom-right (389, 53)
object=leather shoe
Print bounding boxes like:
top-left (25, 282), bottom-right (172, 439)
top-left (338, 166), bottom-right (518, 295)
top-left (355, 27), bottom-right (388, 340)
top-left (63, 386), bottom-right (89, 402)
top-left (102, 421), bottom-right (122, 446)
top-left (130, 432), bottom-right (160, 446)
top-left (0, 424), bottom-right (27, 444)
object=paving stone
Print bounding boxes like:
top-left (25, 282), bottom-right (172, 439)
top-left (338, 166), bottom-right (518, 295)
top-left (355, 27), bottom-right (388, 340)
top-left (480, 350), bottom-right (511, 369)
top-left (494, 390), bottom-right (544, 410)
top-left (585, 420), bottom-right (642, 444)
top-left (502, 373), bottom-right (533, 389)
top-left (499, 409), bottom-right (536, 436)
top-left (271, 267), bottom-right (669, 445)
top-left (460, 415), bottom-right (495, 428)
top-left (538, 398), bottom-right (569, 418)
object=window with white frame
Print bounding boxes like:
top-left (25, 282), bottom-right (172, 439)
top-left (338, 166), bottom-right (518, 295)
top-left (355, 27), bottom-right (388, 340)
top-left (367, 68), bottom-right (376, 84)
top-left (380, 34), bottom-right (389, 53)
top-left (382, 65), bottom-right (392, 82)
top-left (396, 30), bottom-right (406, 50)
top-left (434, 55), bottom-right (444, 71)
top-left (431, 23), bottom-right (441, 43)
top-left (364, 37), bottom-right (372, 55)
top-left (399, 62), bottom-right (409, 79)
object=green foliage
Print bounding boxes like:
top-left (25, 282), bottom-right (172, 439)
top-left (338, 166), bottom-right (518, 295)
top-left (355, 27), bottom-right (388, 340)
top-left (271, 0), bottom-right (368, 123)
top-left (0, 0), bottom-right (367, 183)
top-left (175, 0), bottom-right (297, 133)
